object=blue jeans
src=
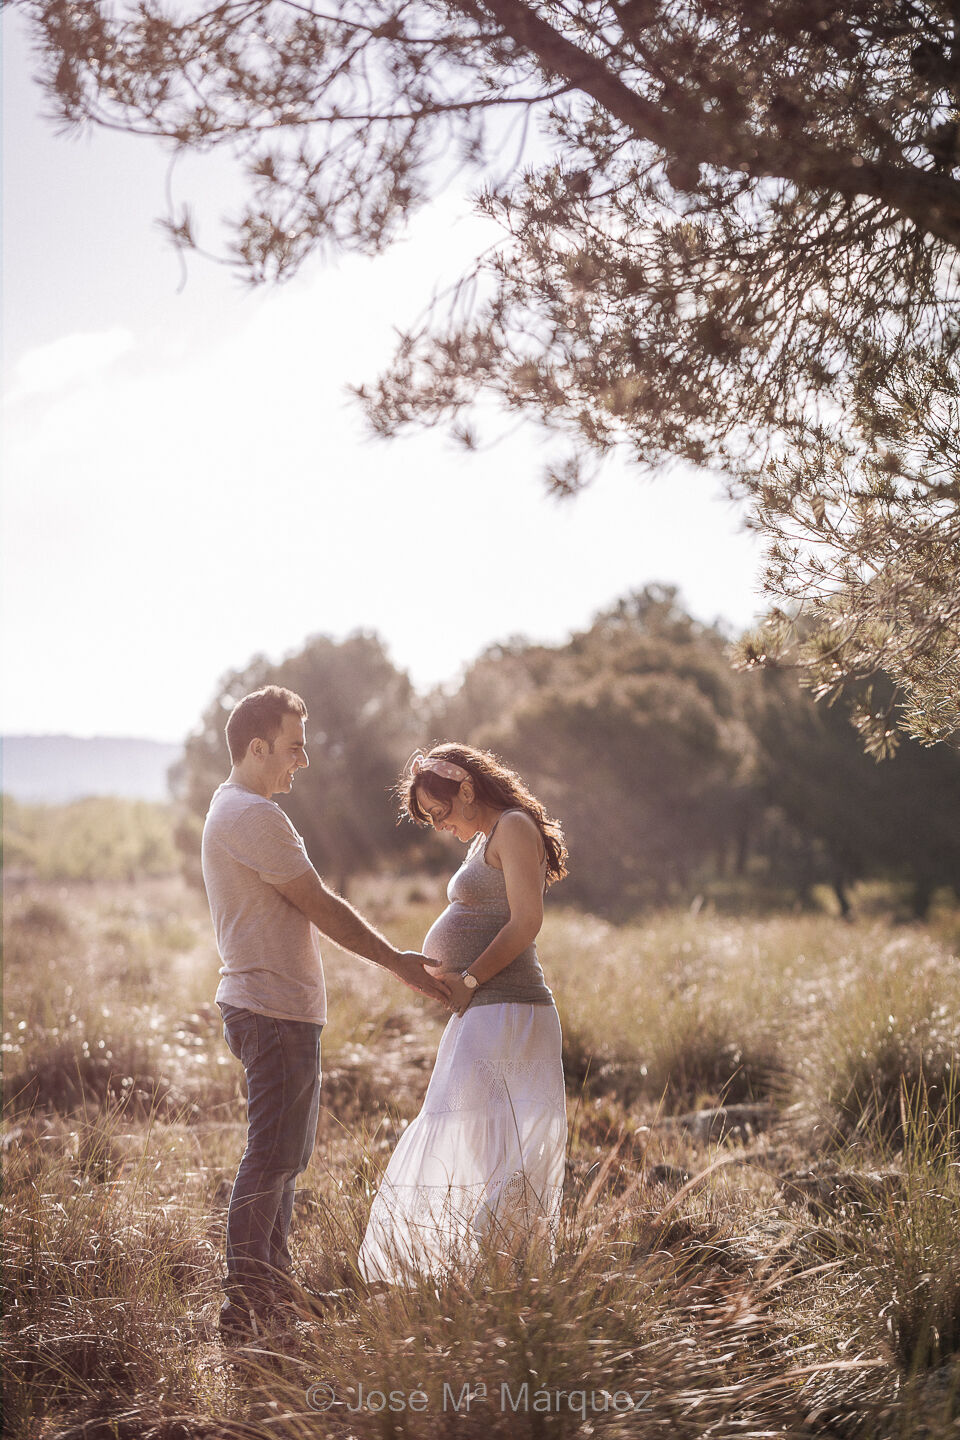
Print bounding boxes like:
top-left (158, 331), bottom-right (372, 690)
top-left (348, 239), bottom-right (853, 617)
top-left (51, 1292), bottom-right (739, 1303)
top-left (219, 1002), bottom-right (323, 1305)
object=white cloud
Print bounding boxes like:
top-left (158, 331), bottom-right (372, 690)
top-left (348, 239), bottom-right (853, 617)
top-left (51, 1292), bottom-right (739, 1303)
top-left (7, 327), bottom-right (136, 401)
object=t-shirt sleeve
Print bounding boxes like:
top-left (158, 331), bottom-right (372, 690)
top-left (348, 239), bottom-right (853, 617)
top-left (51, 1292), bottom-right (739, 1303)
top-left (226, 804), bottom-right (314, 885)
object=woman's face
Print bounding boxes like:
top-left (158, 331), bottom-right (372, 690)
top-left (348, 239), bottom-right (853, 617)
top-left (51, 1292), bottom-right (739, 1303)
top-left (417, 784), bottom-right (478, 843)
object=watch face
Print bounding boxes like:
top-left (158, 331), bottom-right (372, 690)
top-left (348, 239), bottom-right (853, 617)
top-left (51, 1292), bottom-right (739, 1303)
top-left (464, 974), bottom-right (479, 989)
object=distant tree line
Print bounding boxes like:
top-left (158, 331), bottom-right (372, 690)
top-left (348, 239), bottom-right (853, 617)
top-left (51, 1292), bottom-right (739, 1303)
top-left (172, 588), bottom-right (960, 918)
top-left (5, 798), bottom-right (179, 883)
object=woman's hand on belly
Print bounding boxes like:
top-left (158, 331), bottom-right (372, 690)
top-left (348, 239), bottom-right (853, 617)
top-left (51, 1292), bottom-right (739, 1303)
top-left (425, 964), bottom-right (475, 1018)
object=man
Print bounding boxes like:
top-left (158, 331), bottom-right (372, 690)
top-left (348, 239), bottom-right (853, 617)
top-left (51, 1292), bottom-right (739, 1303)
top-left (201, 684), bottom-right (449, 1340)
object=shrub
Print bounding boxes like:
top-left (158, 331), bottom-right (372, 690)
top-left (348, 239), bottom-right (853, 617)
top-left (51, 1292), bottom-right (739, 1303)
top-left (840, 1073), bottom-right (960, 1376)
top-left (808, 932), bottom-right (960, 1147)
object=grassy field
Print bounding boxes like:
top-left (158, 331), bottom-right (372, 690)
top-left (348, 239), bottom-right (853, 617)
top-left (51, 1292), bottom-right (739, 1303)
top-left (3, 871), bottom-right (960, 1439)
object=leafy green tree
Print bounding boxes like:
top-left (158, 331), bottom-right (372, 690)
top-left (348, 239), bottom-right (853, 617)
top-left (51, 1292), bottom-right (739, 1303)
top-left (172, 630), bottom-right (421, 891)
top-left (423, 636), bottom-right (560, 741)
top-left (430, 587), bottom-right (960, 915)
top-left (17, 0), bottom-right (960, 747)
top-left (452, 587), bottom-right (760, 913)
top-left (748, 664), bottom-right (960, 917)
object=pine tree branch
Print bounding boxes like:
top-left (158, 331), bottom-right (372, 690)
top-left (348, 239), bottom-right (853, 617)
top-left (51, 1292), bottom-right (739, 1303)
top-left (462, 0), bottom-right (960, 243)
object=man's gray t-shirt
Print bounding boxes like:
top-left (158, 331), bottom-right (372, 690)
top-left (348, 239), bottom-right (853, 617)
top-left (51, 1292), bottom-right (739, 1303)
top-left (202, 781), bottom-right (327, 1025)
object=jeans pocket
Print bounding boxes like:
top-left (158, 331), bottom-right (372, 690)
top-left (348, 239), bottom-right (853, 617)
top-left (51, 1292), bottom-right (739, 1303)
top-left (224, 1010), bottom-right (260, 1067)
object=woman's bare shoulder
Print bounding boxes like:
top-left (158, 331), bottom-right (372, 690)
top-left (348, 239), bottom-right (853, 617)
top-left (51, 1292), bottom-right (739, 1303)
top-left (490, 809), bottom-right (545, 863)
top-left (498, 809), bottom-right (539, 837)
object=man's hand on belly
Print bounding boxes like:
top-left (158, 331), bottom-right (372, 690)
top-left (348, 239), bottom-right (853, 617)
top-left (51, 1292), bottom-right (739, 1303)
top-left (391, 953), bottom-right (455, 1008)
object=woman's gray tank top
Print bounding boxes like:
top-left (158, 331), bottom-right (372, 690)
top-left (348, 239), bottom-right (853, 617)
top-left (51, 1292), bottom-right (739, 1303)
top-left (422, 811), bottom-right (555, 1008)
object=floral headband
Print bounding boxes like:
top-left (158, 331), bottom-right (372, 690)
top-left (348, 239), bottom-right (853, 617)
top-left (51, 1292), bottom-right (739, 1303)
top-left (410, 751), bottom-right (469, 783)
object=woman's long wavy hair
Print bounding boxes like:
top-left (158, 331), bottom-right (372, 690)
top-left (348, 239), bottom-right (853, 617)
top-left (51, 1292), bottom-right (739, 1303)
top-left (398, 742), bottom-right (568, 886)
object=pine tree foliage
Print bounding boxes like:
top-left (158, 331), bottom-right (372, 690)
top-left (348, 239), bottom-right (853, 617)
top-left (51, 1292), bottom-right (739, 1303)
top-left (17, 0), bottom-right (960, 747)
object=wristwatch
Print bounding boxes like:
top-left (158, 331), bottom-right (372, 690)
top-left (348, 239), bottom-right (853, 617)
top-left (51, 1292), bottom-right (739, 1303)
top-left (462, 973), bottom-right (480, 991)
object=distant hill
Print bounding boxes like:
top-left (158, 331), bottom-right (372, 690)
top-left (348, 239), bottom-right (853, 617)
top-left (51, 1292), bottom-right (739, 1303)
top-left (2, 735), bottom-right (183, 804)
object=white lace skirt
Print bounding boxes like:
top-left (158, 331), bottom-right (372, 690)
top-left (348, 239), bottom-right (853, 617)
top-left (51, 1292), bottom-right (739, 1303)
top-left (358, 1003), bottom-right (567, 1284)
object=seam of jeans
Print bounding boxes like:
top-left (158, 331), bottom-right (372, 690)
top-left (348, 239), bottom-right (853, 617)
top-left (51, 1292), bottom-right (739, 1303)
top-left (253, 1012), bottom-right (285, 1173)
top-left (234, 1016), bottom-right (320, 1172)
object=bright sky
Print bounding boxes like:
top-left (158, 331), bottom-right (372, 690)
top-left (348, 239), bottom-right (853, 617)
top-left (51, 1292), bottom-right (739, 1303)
top-left (2, 9), bottom-right (764, 744)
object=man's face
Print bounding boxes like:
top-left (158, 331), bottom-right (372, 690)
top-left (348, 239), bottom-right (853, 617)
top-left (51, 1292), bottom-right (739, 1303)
top-left (262, 712), bottom-right (309, 796)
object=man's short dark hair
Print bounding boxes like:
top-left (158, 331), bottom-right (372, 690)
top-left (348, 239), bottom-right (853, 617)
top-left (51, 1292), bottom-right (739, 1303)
top-left (225, 686), bottom-right (308, 765)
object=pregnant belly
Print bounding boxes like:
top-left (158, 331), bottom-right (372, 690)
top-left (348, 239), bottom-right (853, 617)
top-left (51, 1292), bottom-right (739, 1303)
top-left (422, 904), bottom-right (501, 970)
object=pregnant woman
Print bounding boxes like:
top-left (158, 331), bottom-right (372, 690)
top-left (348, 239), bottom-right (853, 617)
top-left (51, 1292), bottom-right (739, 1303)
top-left (358, 743), bottom-right (568, 1285)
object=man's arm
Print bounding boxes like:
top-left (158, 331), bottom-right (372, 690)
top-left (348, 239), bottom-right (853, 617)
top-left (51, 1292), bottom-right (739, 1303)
top-left (273, 866), bottom-right (450, 1005)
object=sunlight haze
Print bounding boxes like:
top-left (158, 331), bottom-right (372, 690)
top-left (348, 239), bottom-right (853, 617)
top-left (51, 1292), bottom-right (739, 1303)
top-left (3, 9), bottom-right (764, 744)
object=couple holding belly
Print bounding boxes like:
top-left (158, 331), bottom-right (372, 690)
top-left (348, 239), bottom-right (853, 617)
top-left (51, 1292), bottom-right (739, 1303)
top-left (201, 685), bottom-right (567, 1339)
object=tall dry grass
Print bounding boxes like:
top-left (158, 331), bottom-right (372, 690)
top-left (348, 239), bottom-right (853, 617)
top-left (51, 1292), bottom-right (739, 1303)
top-left (3, 872), bottom-right (960, 1439)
